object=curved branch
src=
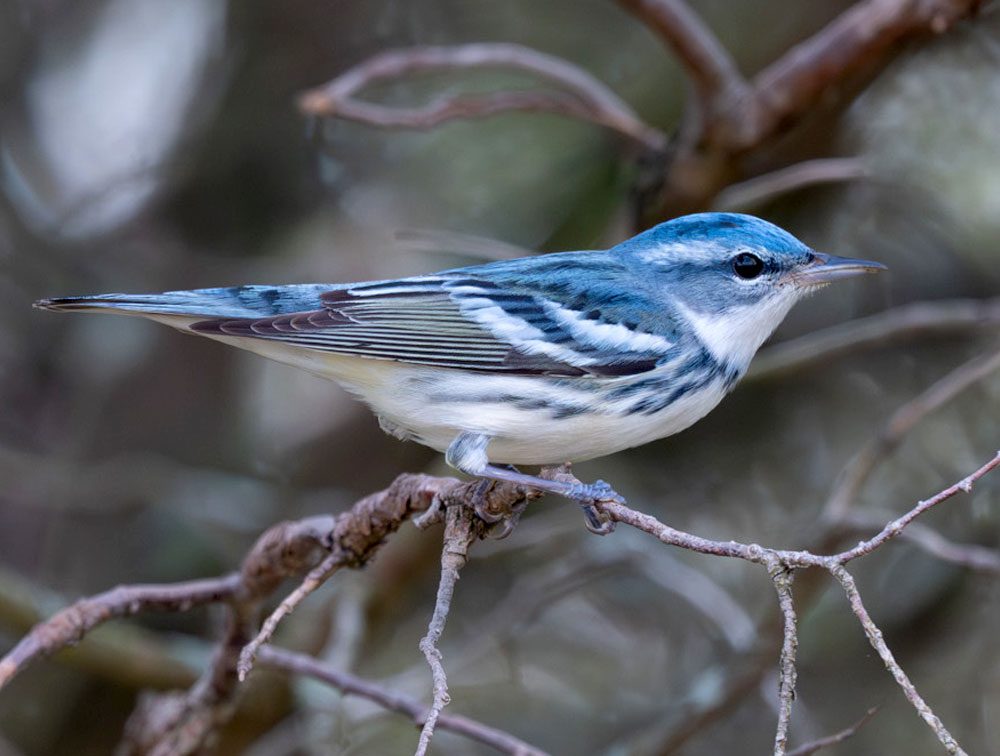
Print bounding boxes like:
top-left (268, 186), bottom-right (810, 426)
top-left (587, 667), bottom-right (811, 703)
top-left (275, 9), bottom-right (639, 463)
top-left (615, 0), bottom-right (748, 103)
top-left (711, 157), bottom-right (871, 211)
top-left (300, 43), bottom-right (667, 151)
top-left (747, 0), bottom-right (985, 149)
top-left (0, 576), bottom-right (240, 689)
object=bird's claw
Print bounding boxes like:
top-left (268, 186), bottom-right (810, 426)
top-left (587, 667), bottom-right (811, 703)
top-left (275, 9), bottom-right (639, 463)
top-left (472, 478), bottom-right (528, 539)
top-left (580, 504), bottom-right (616, 535)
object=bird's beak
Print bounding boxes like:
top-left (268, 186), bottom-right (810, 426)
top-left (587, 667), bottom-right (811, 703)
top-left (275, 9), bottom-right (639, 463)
top-left (789, 252), bottom-right (887, 286)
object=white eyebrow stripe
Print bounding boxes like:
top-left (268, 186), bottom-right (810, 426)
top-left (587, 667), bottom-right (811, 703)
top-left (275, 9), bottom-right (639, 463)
top-left (634, 240), bottom-right (727, 265)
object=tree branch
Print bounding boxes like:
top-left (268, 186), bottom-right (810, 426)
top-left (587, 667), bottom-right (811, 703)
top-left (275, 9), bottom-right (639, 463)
top-left (768, 561), bottom-right (798, 756)
top-left (823, 346), bottom-right (1000, 522)
top-left (747, 0), bottom-right (984, 150)
top-left (590, 452), bottom-right (998, 754)
top-left (828, 565), bottom-right (966, 754)
top-left (299, 43), bottom-right (667, 151)
top-left (749, 297), bottom-right (1000, 383)
top-left (415, 504), bottom-right (479, 756)
top-left (0, 575), bottom-right (240, 689)
top-left (257, 646), bottom-right (550, 756)
top-left (614, 0), bottom-right (748, 103)
top-left (786, 706), bottom-right (879, 756)
top-left (842, 514), bottom-right (1000, 574)
top-left (711, 157), bottom-right (870, 212)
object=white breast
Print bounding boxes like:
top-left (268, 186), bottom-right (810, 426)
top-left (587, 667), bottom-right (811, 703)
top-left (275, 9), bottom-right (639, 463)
top-left (192, 332), bottom-right (733, 465)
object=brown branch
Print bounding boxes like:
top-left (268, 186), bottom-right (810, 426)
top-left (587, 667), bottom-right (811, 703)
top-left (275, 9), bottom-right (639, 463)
top-left (748, 297), bottom-right (1000, 383)
top-left (299, 43), bottom-right (667, 151)
top-left (747, 0), bottom-right (984, 150)
top-left (257, 646), bottom-right (550, 756)
top-left (786, 706), bottom-right (879, 756)
top-left (0, 473), bottom-right (531, 755)
top-left (415, 504), bottom-right (479, 756)
top-left (823, 347), bottom-right (1000, 522)
top-left (0, 575), bottom-right (240, 689)
top-left (614, 0), bottom-right (747, 103)
top-left (637, 0), bottom-right (988, 219)
top-left (4, 364), bottom-right (996, 754)
top-left (116, 515), bottom-right (340, 755)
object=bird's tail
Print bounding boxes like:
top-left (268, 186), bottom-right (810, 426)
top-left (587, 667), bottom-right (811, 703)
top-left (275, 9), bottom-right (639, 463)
top-left (34, 284), bottom-right (337, 319)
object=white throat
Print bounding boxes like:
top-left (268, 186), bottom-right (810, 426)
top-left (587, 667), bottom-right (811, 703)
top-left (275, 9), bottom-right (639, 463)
top-left (674, 292), bottom-right (799, 371)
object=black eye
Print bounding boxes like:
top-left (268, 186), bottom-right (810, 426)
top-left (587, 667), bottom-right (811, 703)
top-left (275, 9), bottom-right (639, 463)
top-left (732, 253), bottom-right (764, 279)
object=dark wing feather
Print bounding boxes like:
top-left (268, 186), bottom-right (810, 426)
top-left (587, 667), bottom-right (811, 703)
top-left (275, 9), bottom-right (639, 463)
top-left (190, 275), bottom-right (665, 377)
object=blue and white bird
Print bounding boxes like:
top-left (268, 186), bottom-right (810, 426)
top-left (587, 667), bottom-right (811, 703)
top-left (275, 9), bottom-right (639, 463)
top-left (36, 213), bottom-right (884, 507)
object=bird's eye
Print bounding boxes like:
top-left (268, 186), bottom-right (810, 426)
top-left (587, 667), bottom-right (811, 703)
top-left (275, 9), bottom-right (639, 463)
top-left (732, 253), bottom-right (764, 280)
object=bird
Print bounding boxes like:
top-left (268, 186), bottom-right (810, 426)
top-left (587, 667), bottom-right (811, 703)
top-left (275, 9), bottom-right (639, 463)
top-left (36, 212), bottom-right (885, 513)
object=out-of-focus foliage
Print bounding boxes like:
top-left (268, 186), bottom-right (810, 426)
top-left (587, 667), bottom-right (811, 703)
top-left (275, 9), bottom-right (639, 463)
top-left (0, 1), bottom-right (997, 754)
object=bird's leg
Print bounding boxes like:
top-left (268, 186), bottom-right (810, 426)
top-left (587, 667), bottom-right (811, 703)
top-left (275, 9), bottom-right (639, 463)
top-left (445, 433), bottom-right (624, 533)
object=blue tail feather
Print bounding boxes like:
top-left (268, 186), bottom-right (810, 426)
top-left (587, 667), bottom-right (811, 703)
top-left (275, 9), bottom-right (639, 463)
top-left (34, 284), bottom-right (339, 319)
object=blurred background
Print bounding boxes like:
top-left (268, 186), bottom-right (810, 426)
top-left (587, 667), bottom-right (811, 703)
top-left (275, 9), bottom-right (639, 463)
top-left (0, 0), bottom-right (998, 754)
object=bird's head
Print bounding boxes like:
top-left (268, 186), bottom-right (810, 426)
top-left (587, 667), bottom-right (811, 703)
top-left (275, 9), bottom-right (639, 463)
top-left (616, 212), bottom-right (886, 370)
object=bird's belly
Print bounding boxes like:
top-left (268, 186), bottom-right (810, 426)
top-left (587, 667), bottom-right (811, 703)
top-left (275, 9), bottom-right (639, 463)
top-left (341, 362), bottom-right (731, 465)
top-left (204, 338), bottom-right (733, 465)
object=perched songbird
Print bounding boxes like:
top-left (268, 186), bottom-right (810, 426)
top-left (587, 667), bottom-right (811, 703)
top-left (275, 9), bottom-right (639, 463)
top-left (36, 213), bottom-right (884, 508)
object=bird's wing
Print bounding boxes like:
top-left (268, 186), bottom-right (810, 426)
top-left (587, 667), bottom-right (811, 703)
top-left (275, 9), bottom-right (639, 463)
top-left (189, 273), bottom-right (673, 377)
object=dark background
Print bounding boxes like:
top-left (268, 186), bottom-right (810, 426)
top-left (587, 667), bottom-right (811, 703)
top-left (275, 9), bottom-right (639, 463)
top-left (0, 1), bottom-right (998, 753)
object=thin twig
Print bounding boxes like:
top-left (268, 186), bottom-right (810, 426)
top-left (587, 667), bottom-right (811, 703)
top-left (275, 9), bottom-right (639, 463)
top-left (767, 560), bottom-right (798, 756)
top-left (258, 646), bottom-right (549, 756)
top-left (237, 551), bottom-right (343, 681)
top-left (824, 347), bottom-right (1000, 522)
top-left (827, 565), bottom-right (967, 755)
top-left (842, 514), bottom-right (1000, 574)
top-left (591, 453), bottom-right (999, 755)
top-left (830, 452), bottom-right (1000, 564)
top-left (592, 452), bottom-right (1000, 567)
top-left (786, 706), bottom-right (880, 756)
top-left (415, 505), bottom-right (479, 756)
top-left (712, 157), bottom-right (870, 212)
top-left (238, 474), bottom-right (476, 679)
top-left (299, 43), bottom-right (667, 151)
